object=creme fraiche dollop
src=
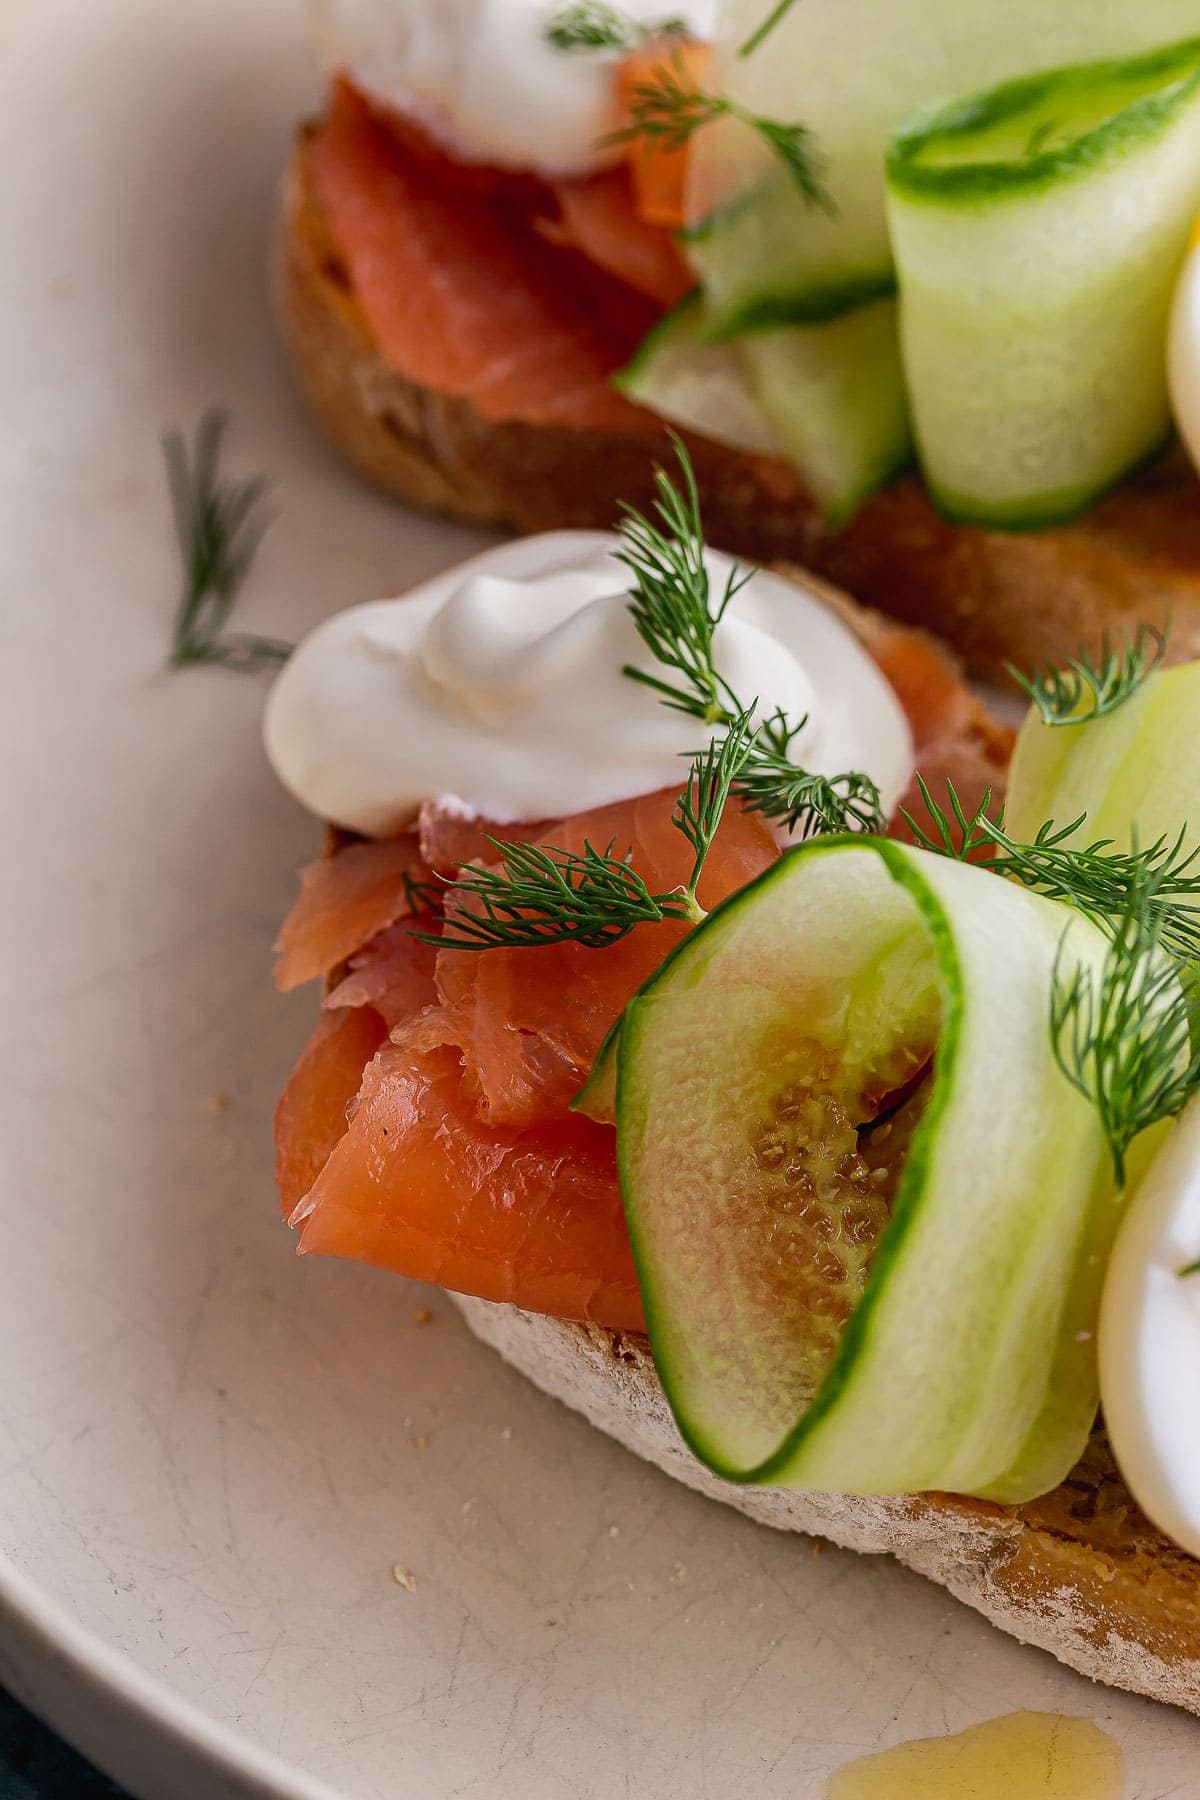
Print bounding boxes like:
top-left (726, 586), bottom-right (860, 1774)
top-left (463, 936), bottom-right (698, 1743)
top-left (263, 531), bottom-right (914, 839)
top-left (308, 0), bottom-right (716, 178)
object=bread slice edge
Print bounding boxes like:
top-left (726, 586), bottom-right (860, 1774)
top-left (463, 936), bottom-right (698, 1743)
top-left (450, 1292), bottom-right (1200, 1717)
top-left (274, 121), bottom-right (1200, 681)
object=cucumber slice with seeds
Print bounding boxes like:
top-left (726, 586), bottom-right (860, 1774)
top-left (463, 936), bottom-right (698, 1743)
top-left (886, 39), bottom-right (1200, 528)
top-left (615, 839), bottom-right (1125, 1501)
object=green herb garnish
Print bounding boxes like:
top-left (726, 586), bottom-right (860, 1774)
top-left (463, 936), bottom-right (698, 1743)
top-left (544, 2), bottom-right (686, 51)
top-left (424, 835), bottom-right (702, 952)
top-left (165, 409), bottom-right (291, 673)
top-left (423, 441), bottom-right (880, 953)
top-left (731, 708), bottom-right (886, 839)
top-left (904, 778), bottom-right (1200, 968)
top-left (1007, 622), bottom-right (1167, 728)
top-left (1179, 1257), bottom-right (1200, 1278)
top-left (619, 438), bottom-right (883, 834)
top-left (1051, 869), bottom-right (1200, 1184)
top-left (401, 870), bottom-right (443, 915)
top-left (607, 49), bottom-right (832, 211)
top-left (426, 716), bottom-right (757, 951)
top-left (617, 442), bottom-right (749, 723)
top-left (672, 708), bottom-right (760, 902)
top-left (738, 0), bottom-right (798, 59)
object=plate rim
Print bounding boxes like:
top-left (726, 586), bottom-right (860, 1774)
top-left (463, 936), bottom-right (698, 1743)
top-left (0, 1551), bottom-right (345, 1800)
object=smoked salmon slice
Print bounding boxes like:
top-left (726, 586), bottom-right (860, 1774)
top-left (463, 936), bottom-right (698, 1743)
top-left (310, 80), bottom-right (658, 432)
top-left (326, 917), bottom-right (440, 1029)
top-left (276, 1005), bottom-right (388, 1216)
top-left (544, 169), bottom-right (693, 308)
top-left (274, 831), bottom-right (429, 992)
top-left (294, 1034), bottom-right (645, 1331)
top-left (276, 790), bottom-right (777, 1326)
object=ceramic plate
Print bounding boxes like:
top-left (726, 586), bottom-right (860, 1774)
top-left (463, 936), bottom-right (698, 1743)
top-left (1, 3), bottom-right (1198, 1795)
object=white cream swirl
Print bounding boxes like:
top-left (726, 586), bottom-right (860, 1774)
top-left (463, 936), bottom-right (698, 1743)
top-left (263, 531), bottom-right (914, 838)
top-left (309, 0), bottom-right (717, 178)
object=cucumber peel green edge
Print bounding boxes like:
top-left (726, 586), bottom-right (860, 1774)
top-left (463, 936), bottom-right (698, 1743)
top-left (683, 0), bottom-right (1200, 338)
top-left (885, 36), bottom-right (1200, 529)
top-left (612, 836), bottom-right (1124, 1503)
top-left (887, 39), bottom-right (1200, 207)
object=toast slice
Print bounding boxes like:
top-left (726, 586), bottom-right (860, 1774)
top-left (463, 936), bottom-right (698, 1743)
top-left (287, 423), bottom-right (1200, 1718)
top-left (275, 121), bottom-right (1200, 682)
top-left (451, 1293), bottom-right (1200, 1717)
top-left (306, 815), bottom-right (1200, 1718)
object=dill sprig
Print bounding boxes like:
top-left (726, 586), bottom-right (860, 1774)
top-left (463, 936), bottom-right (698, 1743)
top-left (734, 709), bottom-right (886, 839)
top-left (401, 870), bottom-right (442, 915)
top-left (738, 0), bottom-right (798, 58)
top-left (1179, 1257), bottom-right (1200, 1278)
top-left (1051, 871), bottom-right (1200, 1184)
top-left (425, 721), bottom-right (756, 952)
top-left (673, 708), bottom-right (759, 895)
top-left (617, 437), bottom-right (749, 721)
top-left (607, 48), bottom-right (832, 211)
top-left (904, 778), bottom-right (1200, 967)
top-left (420, 836), bottom-right (703, 952)
top-left (165, 409), bottom-right (290, 673)
top-left (544, 2), bottom-right (687, 51)
top-left (1007, 622), bottom-right (1167, 728)
top-left (621, 442), bottom-right (884, 835)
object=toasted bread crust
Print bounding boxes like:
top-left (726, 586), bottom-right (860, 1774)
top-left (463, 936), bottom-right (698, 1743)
top-left (451, 1294), bottom-right (1200, 1716)
top-left (274, 128), bottom-right (818, 552)
top-left (275, 123), bottom-right (1200, 680)
top-left (315, 824), bottom-right (1200, 1712)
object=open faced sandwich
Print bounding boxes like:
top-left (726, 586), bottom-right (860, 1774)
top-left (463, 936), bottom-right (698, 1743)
top-left (266, 446), bottom-right (1200, 1714)
top-left (277, 0), bottom-right (1200, 675)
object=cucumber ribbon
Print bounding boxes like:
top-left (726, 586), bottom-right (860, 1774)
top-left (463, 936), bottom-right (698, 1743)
top-left (1006, 660), bottom-right (1200, 856)
top-left (886, 39), bottom-right (1200, 526)
top-left (626, 13), bottom-right (1200, 525)
top-left (687, 0), bottom-right (1199, 336)
top-left (610, 839), bottom-right (1156, 1503)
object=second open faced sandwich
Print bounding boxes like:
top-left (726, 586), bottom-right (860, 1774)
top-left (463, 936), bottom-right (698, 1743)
top-left (277, 0), bottom-right (1200, 675)
top-left (265, 445), bottom-right (1200, 1715)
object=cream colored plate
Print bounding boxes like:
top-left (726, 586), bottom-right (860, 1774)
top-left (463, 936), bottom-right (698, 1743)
top-left (0, 2), bottom-right (1197, 1794)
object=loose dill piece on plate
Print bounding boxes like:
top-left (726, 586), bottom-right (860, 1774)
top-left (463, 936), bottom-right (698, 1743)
top-left (607, 49), bottom-right (832, 211)
top-left (419, 835), bottom-right (703, 952)
top-left (1050, 872), bottom-right (1200, 1185)
top-left (617, 433), bottom-right (751, 722)
top-left (1007, 622), bottom-right (1167, 728)
top-left (1179, 1256), bottom-right (1200, 1278)
top-left (164, 408), bottom-right (291, 674)
top-left (544, 2), bottom-right (687, 51)
top-left (904, 778), bottom-right (1200, 968)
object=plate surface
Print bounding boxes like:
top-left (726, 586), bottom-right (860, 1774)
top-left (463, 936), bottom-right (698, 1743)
top-left (1, 3), bottom-right (1198, 1796)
